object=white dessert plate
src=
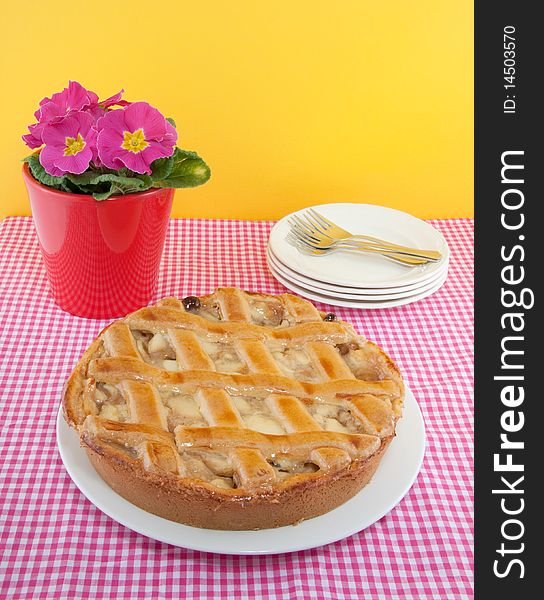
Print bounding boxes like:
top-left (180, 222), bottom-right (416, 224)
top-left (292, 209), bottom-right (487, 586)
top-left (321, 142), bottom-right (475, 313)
top-left (267, 245), bottom-right (448, 296)
top-left (268, 259), bottom-right (448, 309)
top-left (269, 203), bottom-right (449, 288)
top-left (267, 249), bottom-right (448, 300)
top-left (57, 387), bottom-right (425, 555)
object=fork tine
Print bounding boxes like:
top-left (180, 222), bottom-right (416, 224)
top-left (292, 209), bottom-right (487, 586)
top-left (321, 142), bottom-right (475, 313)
top-left (287, 228), bottom-right (315, 245)
top-left (308, 208), bottom-right (334, 230)
top-left (302, 211), bottom-right (333, 238)
top-left (291, 229), bottom-right (319, 246)
top-left (290, 215), bottom-right (330, 244)
top-left (289, 220), bottom-right (321, 244)
top-left (290, 214), bottom-right (314, 231)
top-left (290, 214), bottom-right (320, 237)
top-left (288, 217), bottom-right (311, 238)
top-left (286, 232), bottom-right (317, 252)
top-left (300, 209), bottom-right (324, 230)
top-left (295, 212), bottom-right (335, 244)
top-left (306, 208), bottom-right (324, 224)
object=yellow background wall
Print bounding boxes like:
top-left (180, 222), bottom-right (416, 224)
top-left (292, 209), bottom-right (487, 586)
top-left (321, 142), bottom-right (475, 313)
top-left (0, 1), bottom-right (473, 221)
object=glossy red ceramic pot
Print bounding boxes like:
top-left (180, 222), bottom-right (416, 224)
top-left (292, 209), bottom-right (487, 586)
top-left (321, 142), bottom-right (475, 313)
top-left (23, 163), bottom-right (174, 319)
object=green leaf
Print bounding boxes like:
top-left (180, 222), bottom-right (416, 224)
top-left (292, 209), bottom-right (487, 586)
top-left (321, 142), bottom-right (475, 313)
top-left (153, 147), bottom-right (211, 189)
top-left (65, 172), bottom-right (146, 189)
top-left (135, 174), bottom-right (154, 188)
top-left (166, 117), bottom-right (176, 128)
top-left (65, 171), bottom-right (154, 200)
top-left (23, 149), bottom-right (197, 200)
top-left (92, 188), bottom-right (116, 201)
top-left (87, 181), bottom-right (131, 201)
top-left (111, 168), bottom-right (153, 188)
top-left (60, 179), bottom-right (80, 193)
top-left (150, 155), bottom-right (174, 182)
top-left (23, 154), bottom-right (67, 191)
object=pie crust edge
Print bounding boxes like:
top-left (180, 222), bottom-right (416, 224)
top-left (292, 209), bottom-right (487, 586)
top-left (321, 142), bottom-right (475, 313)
top-left (83, 433), bottom-right (394, 530)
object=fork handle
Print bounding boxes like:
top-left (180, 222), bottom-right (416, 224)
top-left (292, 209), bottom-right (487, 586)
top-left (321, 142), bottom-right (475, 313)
top-left (348, 236), bottom-right (442, 260)
top-left (346, 244), bottom-right (430, 265)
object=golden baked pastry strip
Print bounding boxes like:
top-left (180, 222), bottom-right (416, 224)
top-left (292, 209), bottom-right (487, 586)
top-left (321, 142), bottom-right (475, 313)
top-left (81, 416), bottom-right (380, 491)
top-left (125, 306), bottom-right (356, 344)
top-left (174, 426), bottom-right (380, 459)
top-left (88, 356), bottom-right (398, 402)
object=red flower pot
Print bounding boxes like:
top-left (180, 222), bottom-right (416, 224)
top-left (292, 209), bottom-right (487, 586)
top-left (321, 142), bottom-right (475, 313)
top-left (22, 163), bottom-right (174, 319)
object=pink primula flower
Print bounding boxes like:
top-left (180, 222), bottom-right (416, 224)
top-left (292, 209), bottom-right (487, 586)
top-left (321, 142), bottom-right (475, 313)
top-left (96, 102), bottom-right (177, 174)
top-left (39, 112), bottom-right (97, 176)
top-left (23, 81), bottom-right (98, 149)
top-left (87, 89), bottom-right (130, 124)
top-left (23, 81), bottom-right (127, 149)
top-left (39, 80), bottom-right (99, 120)
top-left (99, 89), bottom-right (129, 109)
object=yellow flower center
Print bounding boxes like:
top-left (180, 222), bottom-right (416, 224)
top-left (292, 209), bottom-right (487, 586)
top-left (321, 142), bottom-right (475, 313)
top-left (121, 129), bottom-right (149, 154)
top-left (63, 133), bottom-right (86, 156)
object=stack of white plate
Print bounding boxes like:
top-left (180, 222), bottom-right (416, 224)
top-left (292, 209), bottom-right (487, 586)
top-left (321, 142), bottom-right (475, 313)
top-left (267, 203), bottom-right (449, 309)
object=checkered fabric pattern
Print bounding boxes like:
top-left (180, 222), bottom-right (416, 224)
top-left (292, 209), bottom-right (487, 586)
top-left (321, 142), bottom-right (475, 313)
top-left (0, 216), bottom-right (473, 599)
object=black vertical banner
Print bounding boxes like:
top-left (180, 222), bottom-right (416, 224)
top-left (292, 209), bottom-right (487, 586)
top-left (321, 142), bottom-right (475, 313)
top-left (475, 1), bottom-right (539, 596)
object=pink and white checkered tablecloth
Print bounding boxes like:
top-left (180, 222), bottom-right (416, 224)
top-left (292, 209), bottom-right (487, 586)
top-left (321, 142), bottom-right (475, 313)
top-left (0, 216), bottom-right (474, 599)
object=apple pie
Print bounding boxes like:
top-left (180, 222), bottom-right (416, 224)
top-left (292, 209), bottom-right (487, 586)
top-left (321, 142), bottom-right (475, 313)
top-left (63, 288), bottom-right (404, 530)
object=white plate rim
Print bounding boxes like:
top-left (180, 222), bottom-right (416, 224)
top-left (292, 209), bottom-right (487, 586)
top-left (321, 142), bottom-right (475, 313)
top-left (56, 388), bottom-right (425, 555)
top-left (267, 249), bottom-right (448, 300)
top-left (267, 245), bottom-right (449, 295)
top-left (268, 259), bottom-right (448, 309)
top-left (269, 203), bottom-right (449, 288)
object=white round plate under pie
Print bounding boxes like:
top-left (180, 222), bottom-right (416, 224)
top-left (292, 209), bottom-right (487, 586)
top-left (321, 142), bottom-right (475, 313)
top-left (57, 388), bottom-right (425, 555)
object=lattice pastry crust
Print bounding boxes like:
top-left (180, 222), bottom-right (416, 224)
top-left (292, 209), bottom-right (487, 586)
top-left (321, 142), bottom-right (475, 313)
top-left (63, 288), bottom-right (404, 530)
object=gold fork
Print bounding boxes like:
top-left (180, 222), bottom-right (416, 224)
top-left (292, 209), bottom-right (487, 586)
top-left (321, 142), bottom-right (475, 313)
top-left (293, 208), bottom-right (442, 261)
top-left (286, 232), bottom-right (429, 265)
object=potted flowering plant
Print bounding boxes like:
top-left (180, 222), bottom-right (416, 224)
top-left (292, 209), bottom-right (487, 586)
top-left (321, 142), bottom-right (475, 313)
top-left (22, 81), bottom-right (210, 319)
